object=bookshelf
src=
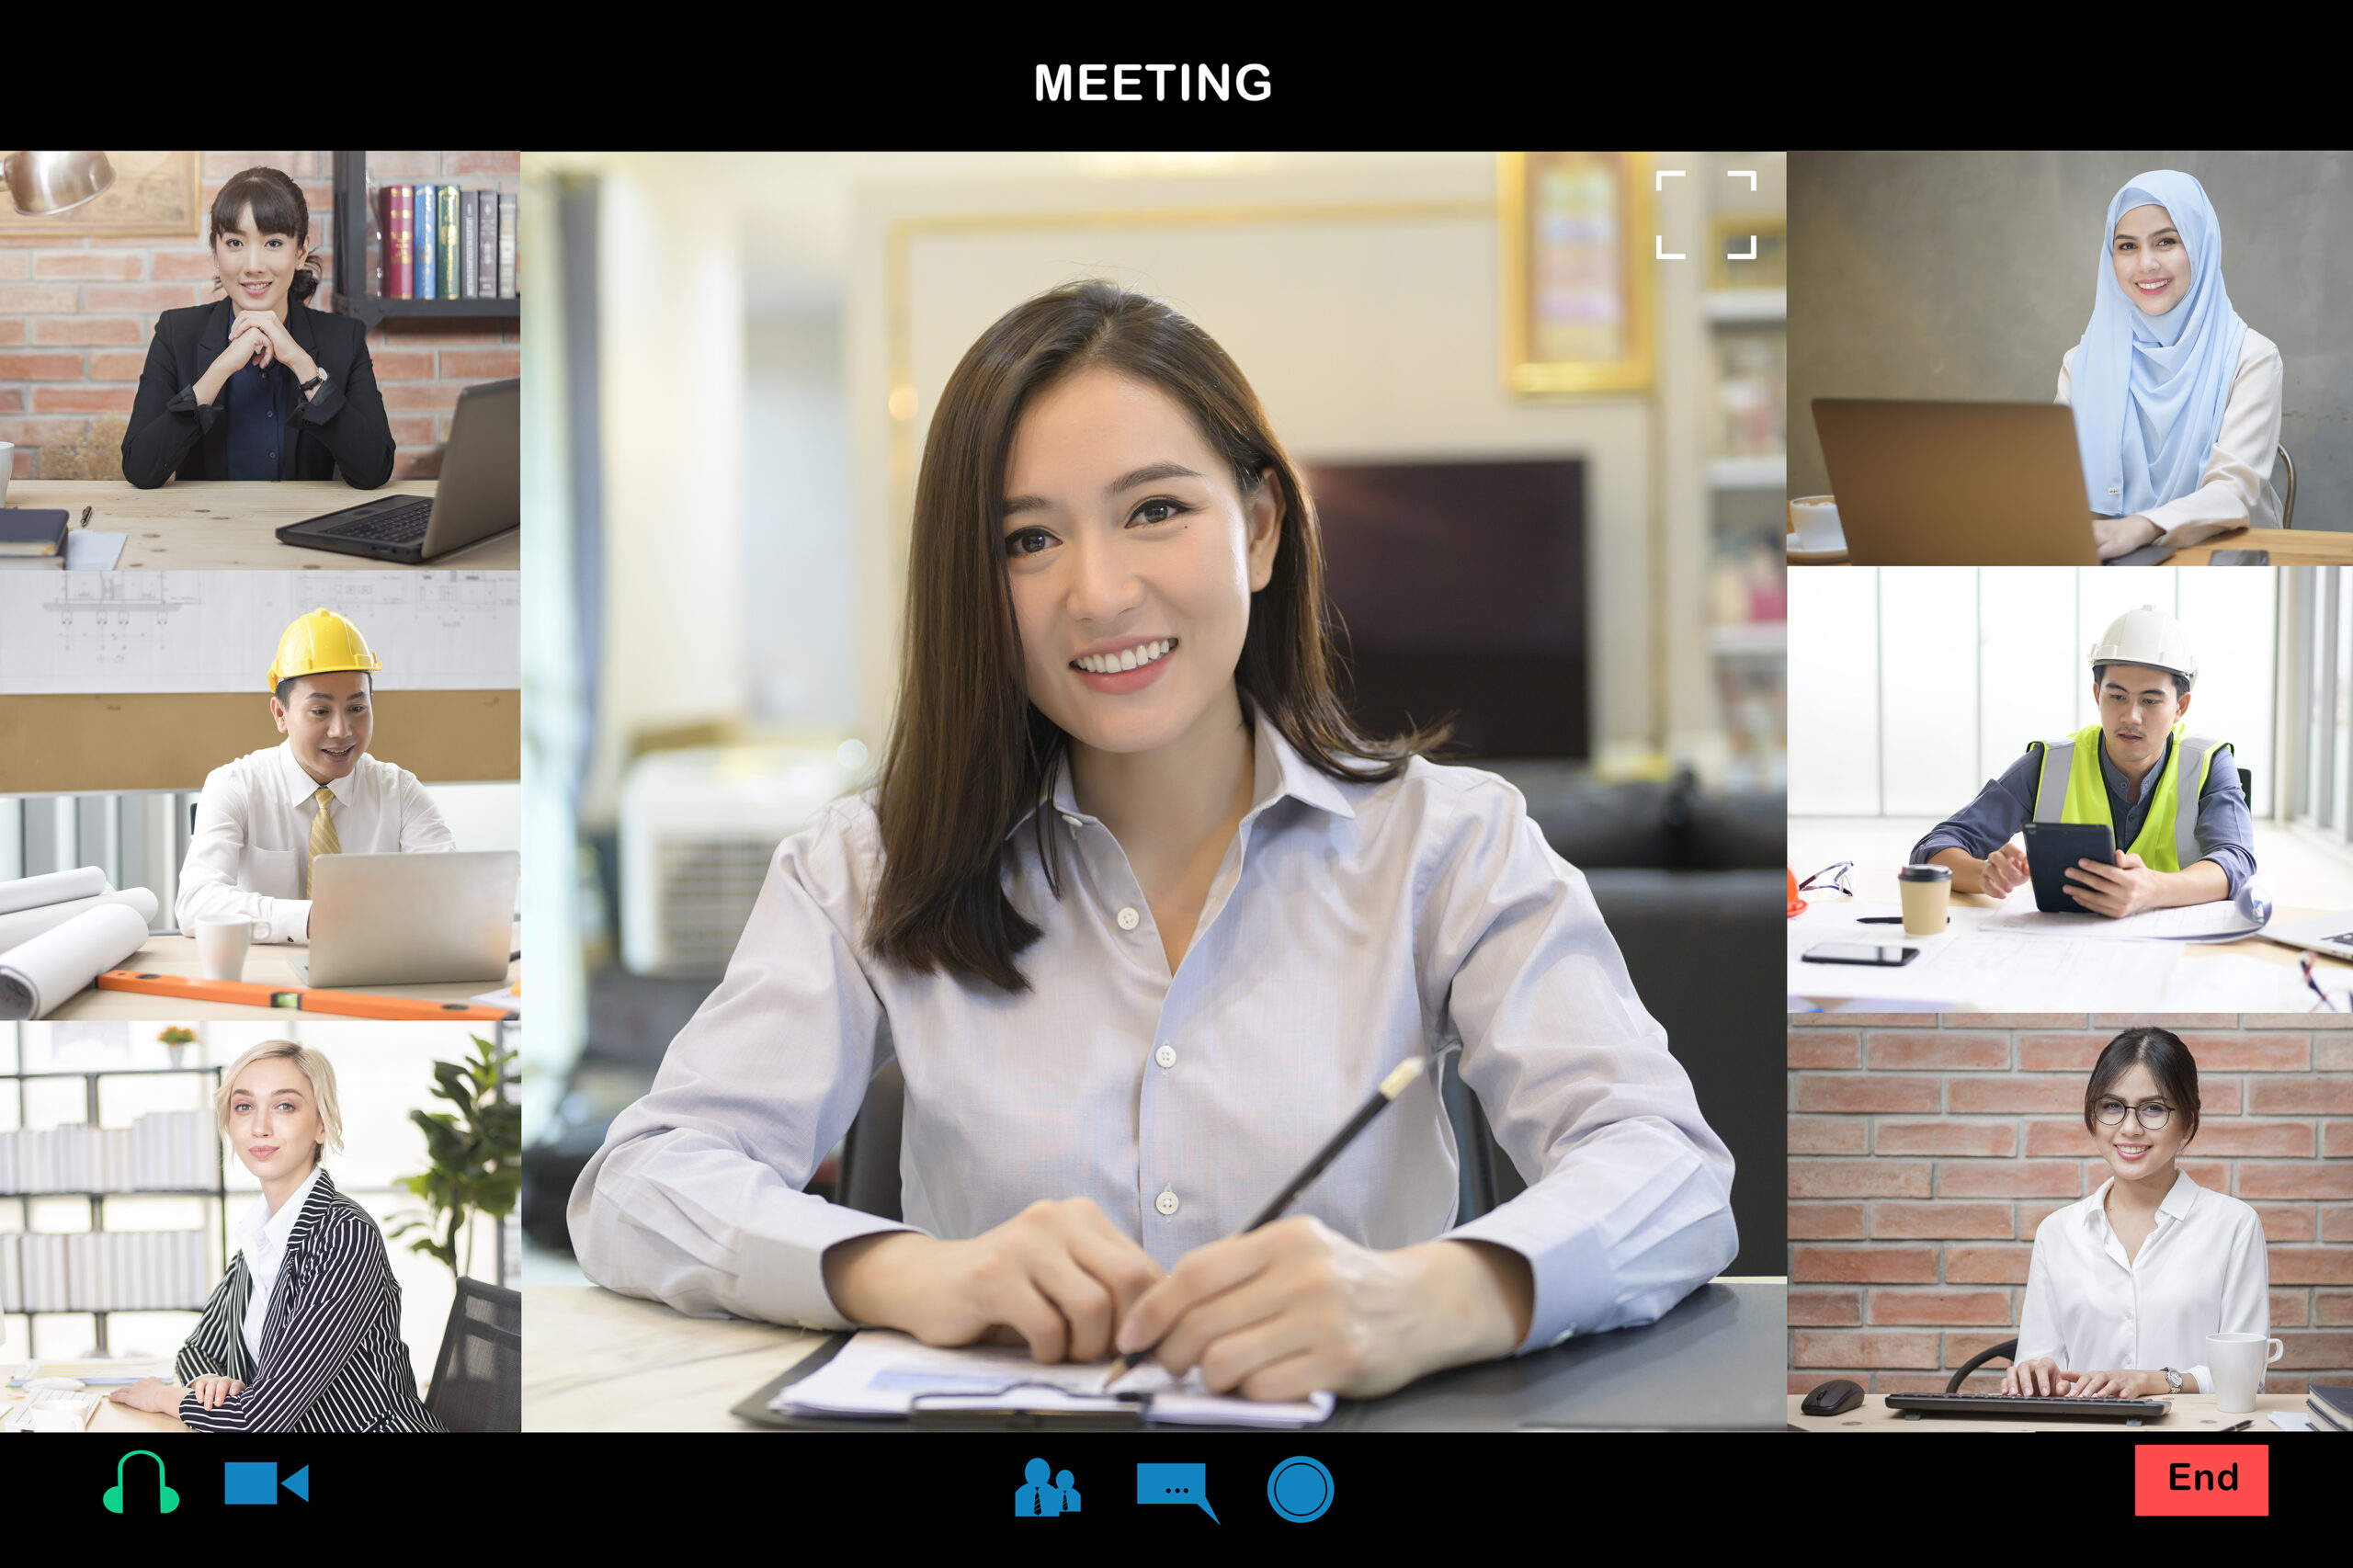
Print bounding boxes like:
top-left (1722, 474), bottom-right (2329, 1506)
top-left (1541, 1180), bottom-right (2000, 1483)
top-left (331, 152), bottom-right (521, 329)
top-left (3, 1066), bottom-right (229, 1357)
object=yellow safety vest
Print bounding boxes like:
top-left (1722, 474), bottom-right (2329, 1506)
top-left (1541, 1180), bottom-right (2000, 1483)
top-left (2025, 722), bottom-right (2223, 874)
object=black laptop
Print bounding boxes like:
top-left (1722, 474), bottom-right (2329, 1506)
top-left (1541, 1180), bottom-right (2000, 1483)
top-left (277, 377), bottom-right (517, 562)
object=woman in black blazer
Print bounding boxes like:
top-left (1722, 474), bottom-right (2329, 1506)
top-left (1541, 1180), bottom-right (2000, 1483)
top-left (108, 1040), bottom-right (443, 1432)
top-left (119, 165), bottom-right (395, 489)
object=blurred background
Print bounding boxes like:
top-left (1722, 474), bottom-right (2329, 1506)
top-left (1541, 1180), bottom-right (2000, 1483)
top-left (518, 151), bottom-right (1790, 1279)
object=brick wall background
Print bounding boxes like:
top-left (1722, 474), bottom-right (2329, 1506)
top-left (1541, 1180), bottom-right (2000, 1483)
top-left (1790, 1013), bottom-right (2353, 1394)
top-left (1, 150), bottom-right (518, 482)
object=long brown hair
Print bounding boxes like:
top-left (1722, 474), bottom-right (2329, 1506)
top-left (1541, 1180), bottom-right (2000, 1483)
top-left (867, 280), bottom-right (1449, 991)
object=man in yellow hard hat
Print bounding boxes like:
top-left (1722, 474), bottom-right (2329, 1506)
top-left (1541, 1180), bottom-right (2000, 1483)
top-left (1913, 605), bottom-right (2253, 917)
top-left (175, 608), bottom-right (455, 944)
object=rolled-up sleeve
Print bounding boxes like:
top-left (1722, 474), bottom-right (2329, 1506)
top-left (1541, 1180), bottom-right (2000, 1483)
top-left (175, 766), bottom-right (309, 945)
top-left (1912, 753), bottom-right (2040, 868)
top-left (1423, 778), bottom-right (1737, 1350)
top-left (2192, 745), bottom-right (2256, 898)
top-left (567, 800), bottom-right (913, 1328)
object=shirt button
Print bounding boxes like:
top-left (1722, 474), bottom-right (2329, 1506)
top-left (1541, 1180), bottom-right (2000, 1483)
top-left (1154, 1188), bottom-right (1179, 1216)
top-left (1154, 1043), bottom-right (1176, 1069)
top-left (1117, 906), bottom-right (1140, 931)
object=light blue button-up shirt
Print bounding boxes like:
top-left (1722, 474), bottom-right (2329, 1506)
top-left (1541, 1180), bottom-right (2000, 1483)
top-left (570, 710), bottom-right (1737, 1354)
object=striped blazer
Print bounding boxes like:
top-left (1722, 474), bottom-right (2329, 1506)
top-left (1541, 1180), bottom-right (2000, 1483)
top-left (173, 1166), bottom-right (444, 1433)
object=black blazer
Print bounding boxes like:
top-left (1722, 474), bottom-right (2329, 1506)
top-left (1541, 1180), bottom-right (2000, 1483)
top-left (173, 1165), bottom-right (444, 1433)
top-left (120, 296), bottom-right (396, 490)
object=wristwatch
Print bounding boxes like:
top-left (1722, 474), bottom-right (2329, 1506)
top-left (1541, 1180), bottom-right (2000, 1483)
top-left (299, 368), bottom-right (328, 398)
top-left (2163, 1366), bottom-right (2183, 1394)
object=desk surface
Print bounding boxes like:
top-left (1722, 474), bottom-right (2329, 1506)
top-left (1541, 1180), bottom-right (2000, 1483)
top-left (3, 480), bottom-right (517, 572)
top-left (0, 1384), bottom-right (186, 1435)
top-left (43, 932), bottom-right (519, 1020)
top-left (1788, 1390), bottom-right (2308, 1432)
top-left (1787, 519), bottom-right (2353, 568)
top-left (524, 1278), bottom-right (1787, 1433)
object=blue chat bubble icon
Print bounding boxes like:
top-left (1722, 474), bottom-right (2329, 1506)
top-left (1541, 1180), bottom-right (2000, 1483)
top-left (1136, 1462), bottom-right (1218, 1523)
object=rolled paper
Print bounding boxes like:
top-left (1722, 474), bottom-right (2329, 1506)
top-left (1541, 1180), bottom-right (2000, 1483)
top-left (0, 903), bottom-right (152, 1020)
top-left (0, 888), bottom-right (158, 956)
top-left (0, 867), bottom-right (110, 918)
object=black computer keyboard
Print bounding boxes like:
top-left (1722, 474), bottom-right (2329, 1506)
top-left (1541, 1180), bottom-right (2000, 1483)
top-left (319, 499), bottom-right (433, 543)
top-left (1885, 1391), bottom-right (2171, 1421)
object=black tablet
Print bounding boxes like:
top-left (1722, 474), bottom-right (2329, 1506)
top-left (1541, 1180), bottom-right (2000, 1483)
top-left (2021, 821), bottom-right (2118, 914)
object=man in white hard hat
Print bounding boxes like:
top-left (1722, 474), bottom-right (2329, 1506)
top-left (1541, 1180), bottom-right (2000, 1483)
top-left (1913, 605), bottom-right (2253, 916)
top-left (176, 608), bottom-right (455, 944)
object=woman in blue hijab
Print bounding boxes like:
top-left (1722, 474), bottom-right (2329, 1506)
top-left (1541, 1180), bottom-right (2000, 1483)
top-left (2060, 171), bottom-right (2283, 559)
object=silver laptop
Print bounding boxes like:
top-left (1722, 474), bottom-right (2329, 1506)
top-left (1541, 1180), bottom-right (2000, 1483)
top-left (290, 850), bottom-right (517, 989)
top-left (2261, 911), bottom-right (2353, 962)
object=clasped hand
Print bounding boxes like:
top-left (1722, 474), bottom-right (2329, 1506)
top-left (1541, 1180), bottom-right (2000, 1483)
top-left (210, 309), bottom-right (314, 384)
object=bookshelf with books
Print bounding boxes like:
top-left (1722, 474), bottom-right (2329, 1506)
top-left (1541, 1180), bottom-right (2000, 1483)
top-left (1, 1067), bottom-right (228, 1357)
top-left (332, 151), bottom-right (521, 327)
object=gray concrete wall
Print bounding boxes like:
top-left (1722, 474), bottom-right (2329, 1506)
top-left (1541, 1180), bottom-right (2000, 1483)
top-left (1791, 151), bottom-right (2353, 525)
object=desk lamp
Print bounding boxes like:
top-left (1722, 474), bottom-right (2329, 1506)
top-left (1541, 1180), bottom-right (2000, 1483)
top-left (4, 151), bottom-right (115, 216)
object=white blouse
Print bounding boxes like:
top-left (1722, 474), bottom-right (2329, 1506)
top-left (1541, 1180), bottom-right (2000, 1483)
top-left (2057, 328), bottom-right (2286, 547)
top-left (2015, 1169), bottom-right (2269, 1394)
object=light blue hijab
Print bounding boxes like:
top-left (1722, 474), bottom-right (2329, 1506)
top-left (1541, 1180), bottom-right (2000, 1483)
top-left (2070, 170), bottom-right (2247, 518)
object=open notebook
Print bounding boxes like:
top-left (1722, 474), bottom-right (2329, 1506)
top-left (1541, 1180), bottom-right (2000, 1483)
top-left (769, 1330), bottom-right (1335, 1427)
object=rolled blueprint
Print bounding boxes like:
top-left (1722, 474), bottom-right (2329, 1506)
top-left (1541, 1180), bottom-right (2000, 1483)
top-left (0, 888), bottom-right (158, 956)
top-left (0, 867), bottom-right (109, 918)
top-left (0, 902), bottom-right (151, 1020)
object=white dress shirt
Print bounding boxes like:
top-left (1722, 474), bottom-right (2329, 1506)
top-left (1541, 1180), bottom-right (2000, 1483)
top-left (2058, 328), bottom-right (2286, 546)
top-left (571, 710), bottom-right (1739, 1355)
top-left (2016, 1169), bottom-right (2268, 1394)
top-left (234, 1164), bottom-right (323, 1367)
top-left (176, 741), bottom-right (455, 945)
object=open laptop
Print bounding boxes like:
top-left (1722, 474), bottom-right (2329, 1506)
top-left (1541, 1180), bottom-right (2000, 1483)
top-left (289, 850), bottom-right (517, 989)
top-left (1812, 398), bottom-right (2177, 567)
top-left (2262, 912), bottom-right (2353, 963)
top-left (277, 377), bottom-right (518, 563)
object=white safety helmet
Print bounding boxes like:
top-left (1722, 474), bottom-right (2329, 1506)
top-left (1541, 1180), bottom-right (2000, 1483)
top-left (2088, 605), bottom-right (2198, 685)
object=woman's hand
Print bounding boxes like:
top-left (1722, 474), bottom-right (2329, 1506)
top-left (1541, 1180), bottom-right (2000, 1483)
top-left (821, 1198), bottom-right (1163, 1364)
top-left (2063, 1367), bottom-right (2164, 1399)
top-left (2093, 513), bottom-right (2164, 560)
top-left (2001, 1356), bottom-right (2066, 1396)
top-left (106, 1376), bottom-right (190, 1415)
top-left (230, 309), bottom-right (318, 385)
top-left (194, 323), bottom-right (273, 404)
top-left (1112, 1218), bottom-right (1530, 1403)
top-left (188, 1374), bottom-right (244, 1410)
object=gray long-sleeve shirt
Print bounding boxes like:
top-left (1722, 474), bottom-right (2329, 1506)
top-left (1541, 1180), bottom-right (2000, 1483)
top-left (1911, 733), bottom-right (2255, 899)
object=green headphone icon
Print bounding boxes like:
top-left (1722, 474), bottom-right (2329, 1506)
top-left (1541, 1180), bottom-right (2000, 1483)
top-left (104, 1450), bottom-right (179, 1514)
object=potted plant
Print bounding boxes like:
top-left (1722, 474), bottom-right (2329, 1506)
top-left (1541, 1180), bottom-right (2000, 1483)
top-left (157, 1025), bottom-right (197, 1070)
top-left (389, 1034), bottom-right (520, 1282)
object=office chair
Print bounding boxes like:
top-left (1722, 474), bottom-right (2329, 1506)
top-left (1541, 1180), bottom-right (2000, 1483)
top-left (1946, 1337), bottom-right (2018, 1392)
top-left (424, 1277), bottom-right (520, 1432)
top-left (2239, 767), bottom-right (2252, 804)
top-left (2278, 444), bottom-right (2296, 528)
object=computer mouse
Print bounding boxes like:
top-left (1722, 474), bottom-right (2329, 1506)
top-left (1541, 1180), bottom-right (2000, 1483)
top-left (1802, 1379), bottom-right (1864, 1416)
top-left (25, 1377), bottom-right (85, 1392)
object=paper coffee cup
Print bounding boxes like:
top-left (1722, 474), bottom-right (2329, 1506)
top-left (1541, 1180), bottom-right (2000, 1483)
top-left (1897, 863), bottom-right (1952, 937)
top-left (1789, 494), bottom-right (1844, 553)
top-left (193, 918), bottom-right (267, 983)
top-left (2206, 1332), bottom-right (2284, 1414)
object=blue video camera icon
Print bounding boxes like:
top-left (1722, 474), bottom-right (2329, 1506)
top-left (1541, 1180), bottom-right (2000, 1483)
top-left (224, 1463), bottom-right (310, 1505)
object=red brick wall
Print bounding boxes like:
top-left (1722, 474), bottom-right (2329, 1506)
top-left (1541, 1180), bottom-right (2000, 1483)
top-left (0, 150), bottom-right (517, 482)
top-left (1789, 1013), bottom-right (2353, 1395)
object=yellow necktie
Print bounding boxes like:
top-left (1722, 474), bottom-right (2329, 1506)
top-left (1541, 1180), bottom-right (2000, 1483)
top-left (307, 786), bottom-right (339, 895)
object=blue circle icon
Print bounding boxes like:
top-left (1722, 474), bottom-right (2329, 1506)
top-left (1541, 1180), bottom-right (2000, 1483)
top-left (1267, 1456), bottom-right (1333, 1522)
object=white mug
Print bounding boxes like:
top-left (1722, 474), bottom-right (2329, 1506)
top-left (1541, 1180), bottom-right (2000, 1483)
top-left (2205, 1332), bottom-right (2285, 1414)
top-left (1788, 494), bottom-right (1844, 553)
top-left (0, 440), bottom-right (14, 507)
top-left (192, 918), bottom-right (268, 983)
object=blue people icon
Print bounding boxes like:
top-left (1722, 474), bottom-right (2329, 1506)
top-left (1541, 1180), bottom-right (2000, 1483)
top-left (1058, 1470), bottom-right (1081, 1513)
top-left (1016, 1457), bottom-right (1064, 1517)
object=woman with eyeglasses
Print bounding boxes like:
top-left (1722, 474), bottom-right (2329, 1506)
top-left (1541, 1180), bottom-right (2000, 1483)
top-left (2001, 1027), bottom-right (2268, 1400)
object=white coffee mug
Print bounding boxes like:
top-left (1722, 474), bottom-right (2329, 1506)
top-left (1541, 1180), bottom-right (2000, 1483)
top-left (0, 440), bottom-right (15, 507)
top-left (193, 918), bottom-right (268, 983)
top-left (1789, 494), bottom-right (1845, 553)
top-left (2205, 1332), bottom-right (2285, 1414)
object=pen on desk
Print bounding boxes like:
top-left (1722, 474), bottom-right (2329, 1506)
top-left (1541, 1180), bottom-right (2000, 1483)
top-left (1097, 1055), bottom-right (1427, 1392)
top-left (78, 506), bottom-right (92, 528)
top-left (2220, 1418), bottom-right (2252, 1433)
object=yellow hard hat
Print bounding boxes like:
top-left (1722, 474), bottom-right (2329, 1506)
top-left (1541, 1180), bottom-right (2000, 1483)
top-left (267, 608), bottom-right (383, 692)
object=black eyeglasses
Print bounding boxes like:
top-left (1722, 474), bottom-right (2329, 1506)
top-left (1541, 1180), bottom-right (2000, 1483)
top-left (2095, 1098), bottom-right (2174, 1129)
top-left (2304, 952), bottom-right (2341, 1013)
top-left (1797, 861), bottom-right (1855, 898)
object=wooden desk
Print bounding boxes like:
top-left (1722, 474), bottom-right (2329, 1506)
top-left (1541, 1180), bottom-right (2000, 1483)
top-left (0, 1383), bottom-right (187, 1435)
top-left (43, 933), bottom-right (520, 1020)
top-left (1788, 1390), bottom-right (2308, 1432)
top-left (1787, 517), bottom-right (2353, 567)
top-left (3, 480), bottom-right (517, 571)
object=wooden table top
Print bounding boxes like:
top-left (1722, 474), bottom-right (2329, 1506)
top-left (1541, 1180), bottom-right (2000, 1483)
top-left (524, 1285), bottom-right (829, 1433)
top-left (1789, 518), bottom-right (2353, 567)
top-left (1788, 1390), bottom-right (2310, 1432)
top-left (0, 1383), bottom-right (187, 1435)
top-left (44, 932), bottom-right (520, 1020)
top-left (3, 480), bottom-right (517, 571)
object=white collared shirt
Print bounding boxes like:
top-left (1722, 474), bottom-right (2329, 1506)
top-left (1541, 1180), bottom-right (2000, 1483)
top-left (2016, 1169), bottom-right (2268, 1393)
top-left (235, 1164), bottom-right (323, 1366)
top-left (176, 741), bottom-right (455, 944)
top-left (571, 710), bottom-right (1738, 1352)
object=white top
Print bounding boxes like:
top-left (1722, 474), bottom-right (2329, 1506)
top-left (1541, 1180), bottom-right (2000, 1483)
top-left (2015, 1169), bottom-right (2268, 1394)
top-left (234, 1164), bottom-right (323, 1366)
top-left (175, 741), bottom-right (455, 944)
top-left (570, 709), bottom-right (1738, 1353)
top-left (2058, 328), bottom-right (2286, 546)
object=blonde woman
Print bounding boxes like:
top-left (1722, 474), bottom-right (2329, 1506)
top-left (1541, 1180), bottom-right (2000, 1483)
top-left (108, 1040), bottom-right (443, 1432)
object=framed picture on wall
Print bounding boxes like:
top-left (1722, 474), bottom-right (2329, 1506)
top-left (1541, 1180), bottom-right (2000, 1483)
top-left (0, 151), bottom-right (202, 237)
top-left (1499, 151), bottom-right (1652, 394)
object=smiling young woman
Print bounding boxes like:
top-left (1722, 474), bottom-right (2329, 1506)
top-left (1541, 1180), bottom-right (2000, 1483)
top-left (2058, 169), bottom-right (2285, 559)
top-left (119, 166), bottom-right (395, 489)
top-left (571, 281), bottom-right (1737, 1403)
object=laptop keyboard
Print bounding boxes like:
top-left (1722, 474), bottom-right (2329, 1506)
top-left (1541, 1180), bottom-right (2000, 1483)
top-left (320, 499), bottom-right (433, 543)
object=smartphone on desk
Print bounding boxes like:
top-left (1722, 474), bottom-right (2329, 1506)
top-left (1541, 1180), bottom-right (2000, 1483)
top-left (2210, 549), bottom-right (2269, 565)
top-left (1802, 942), bottom-right (1918, 967)
top-left (2021, 821), bottom-right (2118, 914)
